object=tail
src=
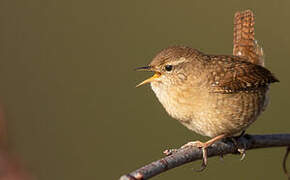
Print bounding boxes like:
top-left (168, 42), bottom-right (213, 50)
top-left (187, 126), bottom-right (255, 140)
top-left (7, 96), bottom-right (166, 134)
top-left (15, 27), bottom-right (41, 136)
top-left (233, 10), bottom-right (265, 66)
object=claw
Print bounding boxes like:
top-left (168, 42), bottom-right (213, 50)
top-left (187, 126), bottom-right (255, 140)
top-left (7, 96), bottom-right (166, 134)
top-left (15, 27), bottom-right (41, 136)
top-left (194, 147), bottom-right (208, 172)
top-left (194, 161), bottom-right (207, 172)
top-left (219, 154), bottom-right (224, 161)
top-left (163, 149), bottom-right (177, 156)
top-left (238, 148), bottom-right (246, 161)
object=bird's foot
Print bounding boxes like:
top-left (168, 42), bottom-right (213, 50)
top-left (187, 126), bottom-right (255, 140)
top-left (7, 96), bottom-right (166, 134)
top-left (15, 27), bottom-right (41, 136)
top-left (230, 132), bottom-right (247, 160)
top-left (180, 134), bottom-right (226, 171)
top-left (163, 135), bottom-right (226, 171)
top-left (237, 148), bottom-right (246, 160)
top-left (181, 141), bottom-right (208, 171)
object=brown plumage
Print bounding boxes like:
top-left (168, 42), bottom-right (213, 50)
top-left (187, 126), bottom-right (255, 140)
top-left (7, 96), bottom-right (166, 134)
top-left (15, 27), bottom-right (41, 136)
top-left (136, 10), bottom-right (279, 169)
top-left (233, 10), bottom-right (264, 66)
top-left (146, 46), bottom-right (278, 137)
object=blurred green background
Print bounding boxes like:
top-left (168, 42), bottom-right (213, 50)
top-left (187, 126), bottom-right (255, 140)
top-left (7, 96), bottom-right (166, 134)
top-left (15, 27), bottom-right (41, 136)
top-left (0, 0), bottom-right (289, 179)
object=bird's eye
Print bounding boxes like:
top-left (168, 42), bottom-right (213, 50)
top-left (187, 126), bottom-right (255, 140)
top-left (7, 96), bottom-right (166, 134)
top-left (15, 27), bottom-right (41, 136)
top-left (165, 65), bottom-right (173, 72)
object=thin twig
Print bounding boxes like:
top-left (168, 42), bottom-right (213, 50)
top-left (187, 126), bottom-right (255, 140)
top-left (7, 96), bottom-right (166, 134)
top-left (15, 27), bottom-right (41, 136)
top-left (119, 134), bottom-right (290, 180)
top-left (283, 146), bottom-right (290, 180)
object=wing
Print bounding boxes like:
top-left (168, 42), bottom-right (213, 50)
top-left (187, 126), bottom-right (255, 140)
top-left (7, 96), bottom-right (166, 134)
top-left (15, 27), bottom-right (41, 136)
top-left (207, 57), bottom-right (279, 93)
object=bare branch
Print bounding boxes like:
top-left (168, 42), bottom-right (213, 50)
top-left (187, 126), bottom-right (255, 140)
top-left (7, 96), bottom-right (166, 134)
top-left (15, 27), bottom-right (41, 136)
top-left (283, 146), bottom-right (290, 180)
top-left (119, 134), bottom-right (290, 180)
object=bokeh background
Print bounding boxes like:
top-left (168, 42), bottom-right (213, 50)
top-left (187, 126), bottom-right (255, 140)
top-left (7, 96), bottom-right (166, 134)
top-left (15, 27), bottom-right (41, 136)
top-left (0, 0), bottom-right (289, 179)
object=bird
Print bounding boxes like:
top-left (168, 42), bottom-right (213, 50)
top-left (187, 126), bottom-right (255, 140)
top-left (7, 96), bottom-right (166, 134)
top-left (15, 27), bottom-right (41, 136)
top-left (135, 10), bottom-right (279, 170)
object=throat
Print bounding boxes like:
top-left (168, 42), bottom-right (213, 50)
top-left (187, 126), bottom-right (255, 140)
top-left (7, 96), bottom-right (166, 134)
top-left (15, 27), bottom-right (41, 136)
top-left (150, 82), bottom-right (196, 120)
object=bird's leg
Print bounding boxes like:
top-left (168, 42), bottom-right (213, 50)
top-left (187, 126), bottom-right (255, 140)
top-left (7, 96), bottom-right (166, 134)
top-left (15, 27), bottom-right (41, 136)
top-left (230, 131), bottom-right (246, 160)
top-left (181, 134), bottom-right (226, 171)
top-left (237, 130), bottom-right (245, 138)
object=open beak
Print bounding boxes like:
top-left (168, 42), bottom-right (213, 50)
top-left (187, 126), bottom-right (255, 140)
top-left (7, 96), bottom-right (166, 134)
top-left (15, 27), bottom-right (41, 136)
top-left (135, 66), bottom-right (161, 87)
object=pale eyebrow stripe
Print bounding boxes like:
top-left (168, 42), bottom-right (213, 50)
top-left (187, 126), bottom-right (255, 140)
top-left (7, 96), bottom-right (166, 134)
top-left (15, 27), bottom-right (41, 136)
top-left (168, 57), bottom-right (188, 66)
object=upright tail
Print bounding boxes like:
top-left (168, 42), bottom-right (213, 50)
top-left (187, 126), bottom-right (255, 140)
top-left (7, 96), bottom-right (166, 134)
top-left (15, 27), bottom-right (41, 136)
top-left (233, 10), bottom-right (265, 66)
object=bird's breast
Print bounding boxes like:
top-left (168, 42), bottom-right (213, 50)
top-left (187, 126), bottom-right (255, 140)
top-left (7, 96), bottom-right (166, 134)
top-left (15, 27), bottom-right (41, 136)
top-left (150, 81), bottom-right (269, 137)
top-left (151, 81), bottom-right (202, 122)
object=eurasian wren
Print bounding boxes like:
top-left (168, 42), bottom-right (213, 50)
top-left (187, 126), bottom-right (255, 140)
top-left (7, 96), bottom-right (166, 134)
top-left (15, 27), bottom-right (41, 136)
top-left (136, 10), bottom-right (279, 169)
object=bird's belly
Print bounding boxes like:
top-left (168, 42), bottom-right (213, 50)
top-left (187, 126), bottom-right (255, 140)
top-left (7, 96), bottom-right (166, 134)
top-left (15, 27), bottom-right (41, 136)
top-left (152, 83), bottom-right (269, 137)
top-left (184, 90), bottom-right (268, 137)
